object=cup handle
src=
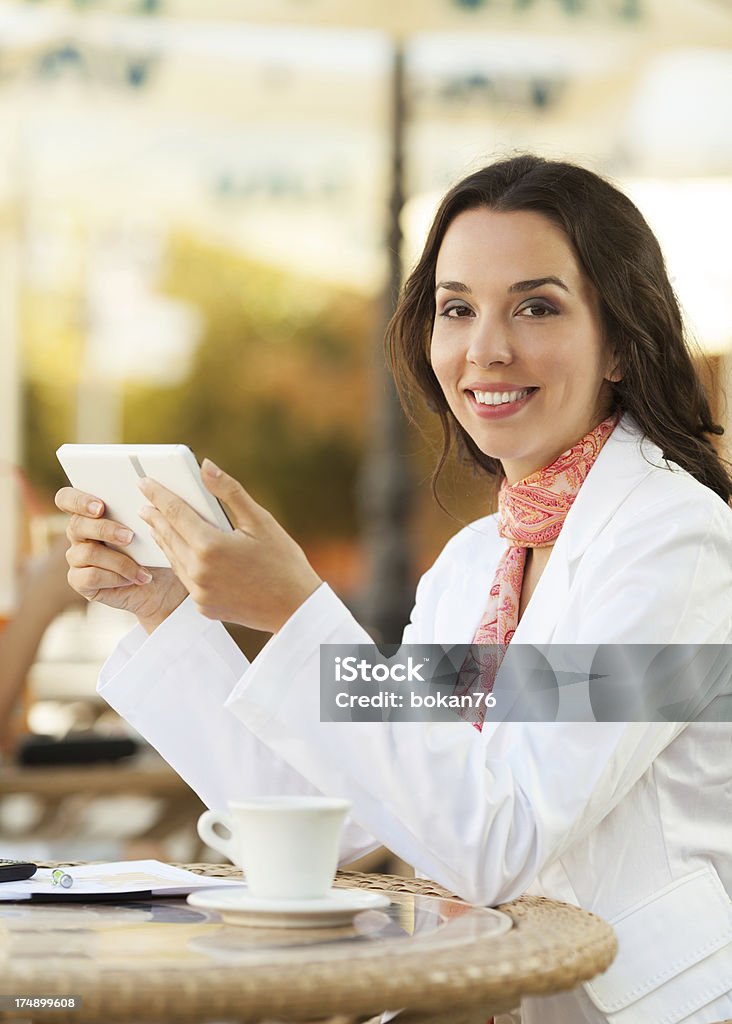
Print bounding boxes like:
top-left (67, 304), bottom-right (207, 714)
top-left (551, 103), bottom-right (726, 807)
top-left (197, 810), bottom-right (238, 863)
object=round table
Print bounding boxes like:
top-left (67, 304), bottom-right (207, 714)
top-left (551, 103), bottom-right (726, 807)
top-left (0, 864), bottom-right (617, 1023)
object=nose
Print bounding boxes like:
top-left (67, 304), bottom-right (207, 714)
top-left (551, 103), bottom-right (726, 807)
top-left (465, 316), bottom-right (513, 368)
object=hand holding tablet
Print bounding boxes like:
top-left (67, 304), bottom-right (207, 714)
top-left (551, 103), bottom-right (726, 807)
top-left (55, 444), bottom-right (322, 634)
top-left (56, 444), bottom-right (233, 569)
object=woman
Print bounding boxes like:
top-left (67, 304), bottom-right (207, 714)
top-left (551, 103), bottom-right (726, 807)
top-left (56, 155), bottom-right (732, 1024)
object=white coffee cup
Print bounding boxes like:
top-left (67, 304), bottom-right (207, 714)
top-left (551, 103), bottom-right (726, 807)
top-left (197, 795), bottom-right (351, 901)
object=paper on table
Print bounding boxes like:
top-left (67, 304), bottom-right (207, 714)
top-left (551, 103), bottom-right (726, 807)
top-left (0, 860), bottom-right (244, 902)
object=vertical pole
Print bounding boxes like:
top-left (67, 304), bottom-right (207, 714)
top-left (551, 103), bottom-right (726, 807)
top-left (0, 116), bottom-right (22, 617)
top-left (356, 40), bottom-right (414, 643)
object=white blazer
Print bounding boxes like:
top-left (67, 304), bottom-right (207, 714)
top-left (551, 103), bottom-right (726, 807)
top-left (98, 415), bottom-right (732, 1024)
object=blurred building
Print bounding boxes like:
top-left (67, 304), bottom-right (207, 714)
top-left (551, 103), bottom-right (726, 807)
top-left (1, 0), bottom-right (731, 619)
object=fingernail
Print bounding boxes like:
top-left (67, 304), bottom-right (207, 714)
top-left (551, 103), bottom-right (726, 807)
top-left (88, 501), bottom-right (103, 516)
top-left (203, 458), bottom-right (221, 477)
top-left (115, 528), bottom-right (134, 544)
top-left (136, 569), bottom-right (153, 584)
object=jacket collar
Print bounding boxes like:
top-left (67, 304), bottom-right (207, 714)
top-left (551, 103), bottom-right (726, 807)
top-left (561, 413), bottom-right (663, 563)
top-left (510, 414), bottom-right (662, 644)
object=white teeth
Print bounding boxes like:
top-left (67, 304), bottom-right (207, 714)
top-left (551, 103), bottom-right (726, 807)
top-left (472, 388), bottom-right (532, 406)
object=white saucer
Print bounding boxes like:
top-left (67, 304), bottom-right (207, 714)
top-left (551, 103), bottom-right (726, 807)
top-left (187, 886), bottom-right (391, 929)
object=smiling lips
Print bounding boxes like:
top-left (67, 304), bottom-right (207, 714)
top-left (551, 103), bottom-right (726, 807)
top-left (466, 385), bottom-right (538, 418)
top-left (472, 387), bottom-right (533, 406)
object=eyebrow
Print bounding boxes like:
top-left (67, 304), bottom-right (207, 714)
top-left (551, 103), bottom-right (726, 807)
top-left (435, 276), bottom-right (570, 295)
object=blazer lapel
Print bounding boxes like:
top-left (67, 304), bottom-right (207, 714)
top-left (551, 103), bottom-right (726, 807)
top-left (511, 529), bottom-right (571, 645)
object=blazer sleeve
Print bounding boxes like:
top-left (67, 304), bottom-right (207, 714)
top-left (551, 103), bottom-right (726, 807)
top-left (96, 595), bottom-right (381, 864)
top-left (94, 522), bottom-right (478, 863)
top-left (222, 500), bottom-right (730, 906)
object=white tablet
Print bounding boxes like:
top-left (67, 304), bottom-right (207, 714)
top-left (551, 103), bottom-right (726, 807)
top-left (56, 443), bottom-right (234, 568)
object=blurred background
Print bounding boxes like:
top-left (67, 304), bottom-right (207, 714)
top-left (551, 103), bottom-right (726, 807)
top-left (0, 0), bottom-right (730, 864)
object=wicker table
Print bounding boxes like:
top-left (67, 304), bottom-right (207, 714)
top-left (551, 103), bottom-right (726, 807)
top-left (0, 864), bottom-right (616, 1024)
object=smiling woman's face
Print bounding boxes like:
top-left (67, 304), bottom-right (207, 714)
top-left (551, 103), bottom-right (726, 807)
top-left (430, 207), bottom-right (618, 484)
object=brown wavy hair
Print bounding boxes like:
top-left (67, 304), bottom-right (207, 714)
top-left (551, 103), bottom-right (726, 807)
top-left (386, 154), bottom-right (732, 504)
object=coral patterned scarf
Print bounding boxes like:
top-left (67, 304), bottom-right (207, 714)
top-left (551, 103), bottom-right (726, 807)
top-left (466, 414), bottom-right (619, 729)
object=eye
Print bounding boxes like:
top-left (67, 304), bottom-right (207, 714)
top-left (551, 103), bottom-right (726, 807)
top-left (516, 300), bottom-right (558, 318)
top-left (439, 301), bottom-right (474, 319)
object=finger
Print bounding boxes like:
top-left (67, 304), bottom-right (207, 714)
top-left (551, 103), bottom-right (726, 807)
top-left (67, 540), bottom-right (152, 586)
top-left (138, 477), bottom-right (219, 544)
top-left (200, 459), bottom-right (261, 530)
top-left (55, 487), bottom-right (105, 518)
top-left (68, 565), bottom-right (138, 599)
top-left (67, 513), bottom-right (135, 549)
top-left (138, 504), bottom-right (190, 578)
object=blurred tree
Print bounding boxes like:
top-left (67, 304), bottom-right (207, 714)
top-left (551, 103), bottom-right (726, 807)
top-left (123, 232), bottom-right (375, 541)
